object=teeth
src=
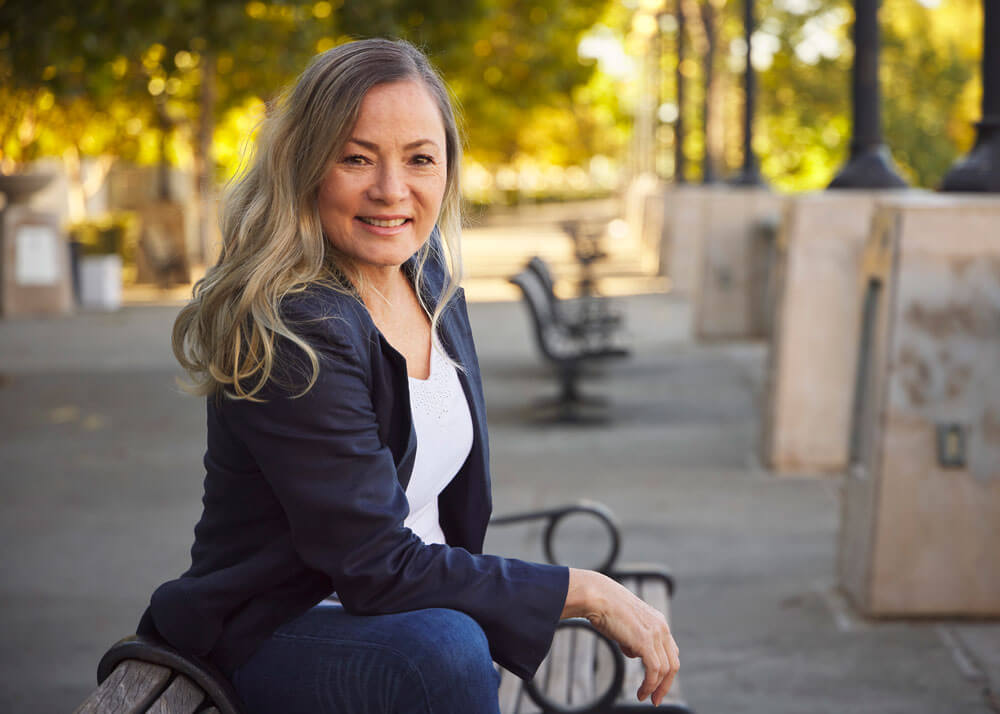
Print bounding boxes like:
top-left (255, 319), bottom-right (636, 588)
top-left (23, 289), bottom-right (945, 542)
top-left (360, 217), bottom-right (407, 227)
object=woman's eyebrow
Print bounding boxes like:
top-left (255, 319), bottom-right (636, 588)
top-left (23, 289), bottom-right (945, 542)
top-left (346, 138), bottom-right (441, 152)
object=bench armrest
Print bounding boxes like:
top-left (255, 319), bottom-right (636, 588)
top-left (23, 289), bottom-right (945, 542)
top-left (523, 618), bottom-right (626, 714)
top-left (96, 633), bottom-right (244, 714)
top-left (490, 500), bottom-right (621, 574)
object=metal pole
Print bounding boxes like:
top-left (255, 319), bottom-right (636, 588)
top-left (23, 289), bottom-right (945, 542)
top-left (732, 0), bottom-right (763, 185)
top-left (701, 0), bottom-right (716, 184)
top-left (941, 0), bottom-right (1000, 192)
top-left (675, 0), bottom-right (686, 184)
top-left (828, 0), bottom-right (907, 189)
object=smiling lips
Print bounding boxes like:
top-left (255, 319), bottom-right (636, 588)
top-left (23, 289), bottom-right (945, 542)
top-left (358, 216), bottom-right (410, 228)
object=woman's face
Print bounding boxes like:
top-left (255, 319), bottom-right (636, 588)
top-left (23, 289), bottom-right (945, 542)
top-left (317, 80), bottom-right (448, 278)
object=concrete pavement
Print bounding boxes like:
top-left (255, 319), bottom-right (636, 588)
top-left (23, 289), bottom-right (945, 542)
top-left (1, 291), bottom-right (997, 713)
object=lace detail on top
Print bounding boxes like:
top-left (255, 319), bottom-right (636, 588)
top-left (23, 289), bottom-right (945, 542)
top-left (407, 343), bottom-right (458, 422)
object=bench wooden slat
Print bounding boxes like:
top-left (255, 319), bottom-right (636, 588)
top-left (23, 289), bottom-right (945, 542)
top-left (497, 666), bottom-right (522, 714)
top-left (146, 674), bottom-right (204, 714)
top-left (594, 632), bottom-right (617, 704)
top-left (568, 624), bottom-right (596, 707)
top-left (640, 577), bottom-right (669, 618)
top-left (520, 685), bottom-right (542, 713)
top-left (74, 660), bottom-right (171, 714)
top-left (542, 624), bottom-right (573, 705)
top-left (519, 669), bottom-right (542, 714)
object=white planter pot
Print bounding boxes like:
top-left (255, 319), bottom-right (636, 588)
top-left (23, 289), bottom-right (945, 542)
top-left (79, 255), bottom-right (122, 310)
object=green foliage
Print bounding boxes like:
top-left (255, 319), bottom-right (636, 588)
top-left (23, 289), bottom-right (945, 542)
top-left (68, 212), bottom-right (139, 260)
top-left (881, 0), bottom-right (981, 187)
top-left (0, 0), bottom-right (986, 197)
top-left (750, 0), bottom-right (981, 190)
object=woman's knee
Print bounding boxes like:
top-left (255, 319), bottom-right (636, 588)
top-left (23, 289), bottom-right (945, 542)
top-left (406, 609), bottom-right (498, 693)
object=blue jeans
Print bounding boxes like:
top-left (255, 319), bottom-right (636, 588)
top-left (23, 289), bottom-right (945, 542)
top-left (230, 606), bottom-right (502, 714)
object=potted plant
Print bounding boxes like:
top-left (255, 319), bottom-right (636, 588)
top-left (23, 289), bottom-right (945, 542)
top-left (67, 213), bottom-right (136, 310)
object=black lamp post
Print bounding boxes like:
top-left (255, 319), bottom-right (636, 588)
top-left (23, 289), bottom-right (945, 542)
top-left (701, 1), bottom-right (717, 184)
top-left (675, 0), bottom-right (686, 184)
top-left (732, 0), bottom-right (763, 185)
top-left (941, 0), bottom-right (1000, 192)
top-left (829, 0), bottom-right (907, 189)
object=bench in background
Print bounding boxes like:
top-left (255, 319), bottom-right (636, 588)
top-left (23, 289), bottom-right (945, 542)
top-left (509, 266), bottom-right (629, 422)
top-left (525, 257), bottom-right (624, 346)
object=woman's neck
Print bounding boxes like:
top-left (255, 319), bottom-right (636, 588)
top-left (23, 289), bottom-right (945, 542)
top-left (357, 265), bottom-right (411, 325)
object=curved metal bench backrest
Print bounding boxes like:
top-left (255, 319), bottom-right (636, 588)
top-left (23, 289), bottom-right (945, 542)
top-left (526, 256), bottom-right (574, 326)
top-left (509, 270), bottom-right (575, 364)
top-left (527, 257), bottom-right (557, 299)
top-left (97, 634), bottom-right (244, 714)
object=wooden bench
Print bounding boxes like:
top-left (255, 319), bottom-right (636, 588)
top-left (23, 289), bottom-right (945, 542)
top-left (74, 632), bottom-right (243, 714)
top-left (75, 503), bottom-right (690, 714)
top-left (492, 503), bottom-right (693, 714)
top-left (509, 268), bottom-right (629, 422)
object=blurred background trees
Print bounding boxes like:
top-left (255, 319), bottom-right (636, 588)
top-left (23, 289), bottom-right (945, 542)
top-left (0, 0), bottom-right (985, 207)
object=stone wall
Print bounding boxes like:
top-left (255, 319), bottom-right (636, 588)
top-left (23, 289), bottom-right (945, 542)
top-left (693, 187), bottom-right (783, 340)
top-left (763, 192), bottom-right (890, 473)
top-left (662, 185), bottom-right (711, 297)
top-left (839, 194), bottom-right (1000, 616)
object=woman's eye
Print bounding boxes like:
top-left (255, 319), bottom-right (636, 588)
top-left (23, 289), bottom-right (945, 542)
top-left (412, 154), bottom-right (436, 166)
top-left (342, 154), bottom-right (369, 165)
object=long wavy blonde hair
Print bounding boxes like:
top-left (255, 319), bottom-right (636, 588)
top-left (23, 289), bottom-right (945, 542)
top-left (173, 39), bottom-right (464, 400)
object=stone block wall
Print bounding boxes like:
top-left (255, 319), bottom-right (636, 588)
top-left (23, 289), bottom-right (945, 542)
top-left (693, 187), bottom-right (783, 340)
top-left (839, 194), bottom-right (1000, 616)
top-left (663, 185), bottom-right (711, 297)
top-left (764, 192), bottom-right (886, 474)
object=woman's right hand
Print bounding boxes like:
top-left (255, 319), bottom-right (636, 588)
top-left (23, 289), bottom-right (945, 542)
top-left (561, 568), bottom-right (680, 706)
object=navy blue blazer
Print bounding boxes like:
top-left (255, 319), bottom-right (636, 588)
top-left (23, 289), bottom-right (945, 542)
top-left (139, 245), bottom-right (569, 680)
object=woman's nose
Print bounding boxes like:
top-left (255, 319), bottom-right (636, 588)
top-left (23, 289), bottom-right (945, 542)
top-left (368, 164), bottom-right (408, 204)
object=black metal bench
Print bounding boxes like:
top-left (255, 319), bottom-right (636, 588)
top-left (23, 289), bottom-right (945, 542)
top-left (526, 257), bottom-right (624, 345)
top-left (74, 503), bottom-right (689, 714)
top-left (509, 267), bottom-right (629, 422)
top-left (491, 503), bottom-right (692, 713)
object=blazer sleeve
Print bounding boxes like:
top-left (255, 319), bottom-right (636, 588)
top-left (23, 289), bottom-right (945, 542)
top-left (219, 308), bottom-right (569, 679)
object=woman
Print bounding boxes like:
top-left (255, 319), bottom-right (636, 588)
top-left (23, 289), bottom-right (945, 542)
top-left (139, 38), bottom-right (678, 713)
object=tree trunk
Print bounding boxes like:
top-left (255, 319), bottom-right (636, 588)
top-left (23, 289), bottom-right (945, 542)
top-left (195, 50), bottom-right (218, 265)
top-left (62, 147), bottom-right (114, 223)
top-left (62, 145), bottom-right (88, 223)
top-left (156, 97), bottom-right (172, 202)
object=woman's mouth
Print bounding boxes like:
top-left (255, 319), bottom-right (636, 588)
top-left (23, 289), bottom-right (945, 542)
top-left (358, 217), bottom-right (410, 227)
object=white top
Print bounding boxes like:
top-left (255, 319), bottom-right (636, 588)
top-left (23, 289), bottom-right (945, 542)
top-left (403, 339), bottom-right (474, 544)
top-left (318, 338), bottom-right (473, 607)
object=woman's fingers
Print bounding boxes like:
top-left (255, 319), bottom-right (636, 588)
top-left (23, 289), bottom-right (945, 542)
top-left (566, 570), bottom-right (680, 703)
top-left (638, 631), bottom-right (675, 703)
top-left (650, 638), bottom-right (679, 705)
top-left (637, 646), bottom-right (663, 701)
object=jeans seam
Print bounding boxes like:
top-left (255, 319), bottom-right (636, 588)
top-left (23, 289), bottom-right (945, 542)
top-left (269, 632), bottom-right (434, 712)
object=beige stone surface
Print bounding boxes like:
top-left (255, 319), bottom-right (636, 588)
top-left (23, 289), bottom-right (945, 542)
top-left (663, 185), bottom-right (712, 296)
top-left (839, 194), bottom-right (1000, 616)
top-left (623, 174), bottom-right (666, 274)
top-left (764, 192), bottom-right (883, 474)
top-left (1, 205), bottom-right (73, 318)
top-left (693, 186), bottom-right (783, 339)
top-left (838, 207), bottom-right (896, 606)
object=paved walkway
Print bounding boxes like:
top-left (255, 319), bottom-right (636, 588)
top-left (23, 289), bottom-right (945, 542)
top-left (1, 290), bottom-right (997, 713)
